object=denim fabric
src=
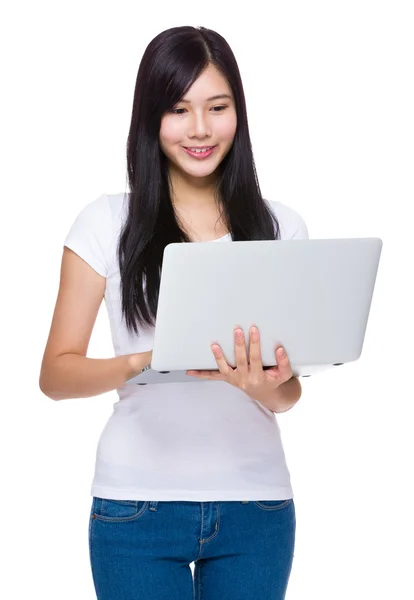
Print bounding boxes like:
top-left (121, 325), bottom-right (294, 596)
top-left (89, 496), bottom-right (296, 599)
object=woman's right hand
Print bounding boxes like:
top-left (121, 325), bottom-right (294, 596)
top-left (127, 350), bottom-right (153, 378)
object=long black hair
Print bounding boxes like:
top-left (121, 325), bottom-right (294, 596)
top-left (118, 25), bottom-right (280, 335)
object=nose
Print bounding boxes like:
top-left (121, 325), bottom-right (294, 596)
top-left (188, 110), bottom-right (212, 139)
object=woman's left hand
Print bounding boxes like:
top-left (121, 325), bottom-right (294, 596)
top-left (186, 326), bottom-right (293, 403)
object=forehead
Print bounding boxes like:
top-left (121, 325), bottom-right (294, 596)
top-left (183, 64), bottom-right (232, 99)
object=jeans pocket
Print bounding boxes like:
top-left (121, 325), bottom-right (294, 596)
top-left (92, 497), bottom-right (149, 523)
top-left (253, 498), bottom-right (293, 511)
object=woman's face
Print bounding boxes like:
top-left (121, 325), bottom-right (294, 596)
top-left (159, 64), bottom-right (237, 185)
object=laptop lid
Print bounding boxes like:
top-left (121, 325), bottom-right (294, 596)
top-left (126, 237), bottom-right (382, 385)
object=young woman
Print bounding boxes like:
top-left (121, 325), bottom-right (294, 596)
top-left (39, 25), bottom-right (308, 600)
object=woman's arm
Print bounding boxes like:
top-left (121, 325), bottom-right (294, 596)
top-left (39, 247), bottom-right (151, 400)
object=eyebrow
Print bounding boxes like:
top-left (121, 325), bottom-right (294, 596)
top-left (179, 94), bottom-right (233, 103)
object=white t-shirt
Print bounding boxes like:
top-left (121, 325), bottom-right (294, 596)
top-left (64, 192), bottom-right (309, 501)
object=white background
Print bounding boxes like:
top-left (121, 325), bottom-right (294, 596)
top-left (1, 1), bottom-right (413, 598)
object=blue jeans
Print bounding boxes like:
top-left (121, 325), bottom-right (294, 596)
top-left (89, 496), bottom-right (296, 599)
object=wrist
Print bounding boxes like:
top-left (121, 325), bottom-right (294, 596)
top-left (125, 351), bottom-right (152, 380)
top-left (257, 377), bottom-right (302, 413)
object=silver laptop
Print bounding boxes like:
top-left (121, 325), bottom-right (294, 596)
top-left (126, 238), bottom-right (382, 385)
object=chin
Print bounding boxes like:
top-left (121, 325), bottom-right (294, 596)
top-left (172, 156), bottom-right (219, 175)
top-left (181, 165), bottom-right (218, 179)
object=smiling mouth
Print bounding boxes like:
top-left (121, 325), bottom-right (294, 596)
top-left (182, 146), bottom-right (217, 158)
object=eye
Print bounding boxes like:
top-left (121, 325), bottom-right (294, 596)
top-left (169, 105), bottom-right (228, 115)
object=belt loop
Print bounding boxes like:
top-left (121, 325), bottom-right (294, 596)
top-left (240, 501), bottom-right (250, 504)
top-left (149, 501), bottom-right (158, 511)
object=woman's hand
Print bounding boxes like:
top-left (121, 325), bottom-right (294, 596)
top-left (127, 350), bottom-right (153, 378)
top-left (186, 326), bottom-right (293, 403)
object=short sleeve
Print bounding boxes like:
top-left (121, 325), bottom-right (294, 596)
top-left (63, 194), bottom-right (112, 277)
top-left (267, 200), bottom-right (310, 240)
top-left (289, 210), bottom-right (309, 240)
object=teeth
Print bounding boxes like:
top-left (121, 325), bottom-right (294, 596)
top-left (188, 147), bottom-right (212, 153)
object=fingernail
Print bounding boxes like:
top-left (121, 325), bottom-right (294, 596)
top-left (277, 347), bottom-right (285, 356)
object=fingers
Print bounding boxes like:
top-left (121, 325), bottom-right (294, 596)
top-left (275, 346), bottom-right (293, 381)
top-left (187, 369), bottom-right (223, 380)
top-left (188, 335), bottom-right (293, 387)
top-left (249, 326), bottom-right (264, 376)
top-left (234, 328), bottom-right (249, 375)
top-left (211, 344), bottom-right (233, 376)
top-left (209, 327), bottom-right (249, 378)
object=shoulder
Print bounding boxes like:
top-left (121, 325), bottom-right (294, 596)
top-left (63, 192), bottom-right (126, 277)
top-left (64, 193), bottom-right (111, 237)
top-left (266, 199), bottom-right (309, 240)
top-left (89, 191), bottom-right (129, 239)
top-left (105, 191), bottom-right (129, 225)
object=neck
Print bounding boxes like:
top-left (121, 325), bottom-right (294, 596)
top-left (168, 164), bottom-right (219, 209)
